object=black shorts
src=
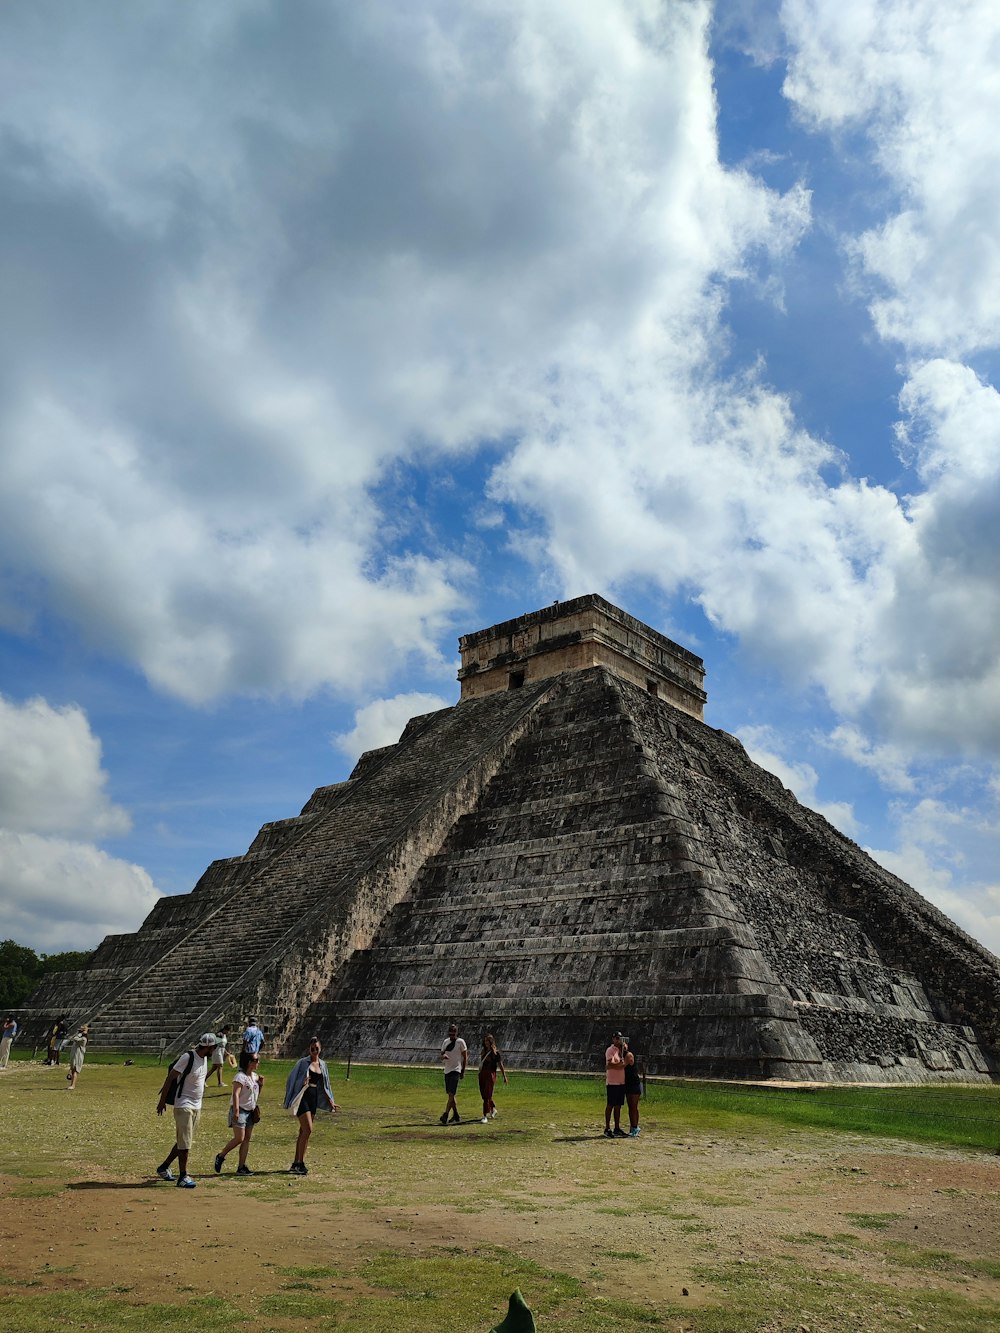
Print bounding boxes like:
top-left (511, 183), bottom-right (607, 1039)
top-left (298, 1085), bottom-right (321, 1117)
top-left (444, 1070), bottom-right (461, 1095)
top-left (606, 1084), bottom-right (626, 1107)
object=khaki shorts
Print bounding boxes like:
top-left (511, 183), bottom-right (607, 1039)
top-left (172, 1106), bottom-right (200, 1150)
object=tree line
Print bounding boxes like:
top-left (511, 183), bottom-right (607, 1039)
top-left (0, 939), bottom-right (94, 1010)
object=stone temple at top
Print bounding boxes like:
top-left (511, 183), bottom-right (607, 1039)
top-left (21, 595), bottom-right (1000, 1082)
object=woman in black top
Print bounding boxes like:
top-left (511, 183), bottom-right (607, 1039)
top-left (478, 1033), bottom-right (508, 1123)
top-left (283, 1038), bottom-right (338, 1175)
top-left (623, 1038), bottom-right (642, 1137)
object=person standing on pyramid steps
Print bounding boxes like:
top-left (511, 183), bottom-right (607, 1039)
top-left (604, 1031), bottom-right (628, 1138)
top-left (284, 1037), bottom-right (338, 1174)
top-left (439, 1023), bottom-right (467, 1124)
top-left (155, 1033), bottom-right (218, 1188)
top-left (622, 1036), bottom-right (642, 1137)
top-left (478, 1032), bottom-right (507, 1123)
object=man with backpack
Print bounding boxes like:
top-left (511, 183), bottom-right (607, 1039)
top-left (154, 1033), bottom-right (218, 1188)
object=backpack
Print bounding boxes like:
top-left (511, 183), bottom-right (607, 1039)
top-left (164, 1050), bottom-right (196, 1105)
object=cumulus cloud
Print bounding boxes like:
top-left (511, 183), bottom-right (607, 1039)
top-left (334, 691), bottom-right (452, 764)
top-left (737, 725), bottom-right (859, 835)
top-left (0, 694), bottom-right (130, 837)
top-left (0, 694), bottom-right (158, 953)
top-left (782, 0), bottom-right (1000, 358)
top-left (825, 724), bottom-right (915, 793)
top-left (0, 0), bottom-right (809, 704)
top-left (0, 830), bottom-right (158, 956)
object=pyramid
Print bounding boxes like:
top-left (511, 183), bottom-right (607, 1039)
top-left (21, 596), bottom-right (1000, 1082)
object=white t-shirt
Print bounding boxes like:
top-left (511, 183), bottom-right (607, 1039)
top-left (172, 1051), bottom-right (209, 1110)
top-left (233, 1070), bottom-right (260, 1111)
top-left (441, 1037), bottom-right (467, 1075)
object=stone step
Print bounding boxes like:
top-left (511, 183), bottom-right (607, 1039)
top-left (369, 924), bottom-right (757, 960)
top-left (330, 992), bottom-right (799, 1020)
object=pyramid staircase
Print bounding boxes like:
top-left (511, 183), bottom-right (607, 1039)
top-left (20, 591), bottom-right (1000, 1082)
top-left (307, 670), bottom-right (998, 1081)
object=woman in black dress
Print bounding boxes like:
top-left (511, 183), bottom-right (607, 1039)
top-left (478, 1033), bottom-right (508, 1123)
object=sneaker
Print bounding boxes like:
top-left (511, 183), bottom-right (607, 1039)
top-left (439, 1112), bottom-right (448, 1125)
top-left (156, 1166), bottom-right (175, 1182)
top-left (176, 1176), bottom-right (197, 1189)
top-left (603, 1128), bottom-right (614, 1139)
top-left (480, 1116), bottom-right (489, 1123)
top-left (236, 1165), bottom-right (254, 1176)
top-left (613, 1128), bottom-right (628, 1138)
top-left (289, 1161), bottom-right (308, 1175)
top-left (214, 1153), bottom-right (224, 1174)
top-left (490, 1109), bottom-right (498, 1119)
top-left (449, 1113), bottom-right (461, 1124)
top-left (628, 1127), bottom-right (641, 1138)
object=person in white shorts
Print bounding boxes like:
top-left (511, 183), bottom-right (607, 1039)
top-left (155, 1033), bottom-right (217, 1189)
top-left (208, 1027), bottom-right (229, 1087)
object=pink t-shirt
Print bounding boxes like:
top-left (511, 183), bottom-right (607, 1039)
top-left (605, 1044), bottom-right (625, 1085)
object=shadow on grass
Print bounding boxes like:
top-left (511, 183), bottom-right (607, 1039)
top-left (69, 1168), bottom-right (299, 1190)
top-left (68, 1181), bottom-right (163, 1191)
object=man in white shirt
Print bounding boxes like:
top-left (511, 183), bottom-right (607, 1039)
top-left (155, 1033), bottom-right (218, 1189)
top-left (439, 1023), bottom-right (467, 1125)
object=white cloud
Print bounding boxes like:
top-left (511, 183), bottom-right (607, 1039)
top-left (782, 0), bottom-right (1000, 357)
top-left (825, 724), bottom-right (915, 793)
top-left (334, 691), bottom-right (452, 764)
top-left (0, 1), bottom-right (808, 705)
top-left (0, 694), bottom-right (130, 837)
top-left (0, 830), bottom-right (158, 956)
top-left (737, 725), bottom-right (859, 835)
top-left (865, 841), bottom-right (1000, 958)
top-left (0, 693), bottom-right (159, 953)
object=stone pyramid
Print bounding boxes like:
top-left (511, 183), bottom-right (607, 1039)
top-left (23, 596), bottom-right (1000, 1082)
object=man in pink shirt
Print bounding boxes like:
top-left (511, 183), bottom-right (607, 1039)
top-left (604, 1031), bottom-right (627, 1138)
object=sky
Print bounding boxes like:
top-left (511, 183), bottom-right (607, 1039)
top-left (1, 0), bottom-right (999, 958)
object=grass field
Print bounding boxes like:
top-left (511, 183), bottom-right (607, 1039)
top-left (1, 1053), bottom-right (1000, 1330)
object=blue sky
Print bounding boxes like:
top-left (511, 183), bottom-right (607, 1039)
top-left (2, 0), bottom-right (999, 956)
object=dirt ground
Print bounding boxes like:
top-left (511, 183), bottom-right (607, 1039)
top-left (2, 1060), bottom-right (1000, 1329)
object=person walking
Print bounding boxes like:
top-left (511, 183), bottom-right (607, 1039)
top-left (439, 1023), bottom-right (467, 1125)
top-left (283, 1037), bottom-right (338, 1175)
top-left (478, 1033), bottom-right (507, 1123)
top-left (0, 1016), bottom-right (17, 1071)
top-left (622, 1036), bottom-right (642, 1137)
top-left (65, 1024), bottom-right (89, 1090)
top-left (214, 1052), bottom-right (263, 1175)
top-left (240, 1017), bottom-right (264, 1070)
top-left (604, 1031), bottom-right (627, 1138)
top-left (45, 1016), bottom-right (68, 1066)
top-left (155, 1033), bottom-right (218, 1189)
top-left (208, 1027), bottom-right (229, 1087)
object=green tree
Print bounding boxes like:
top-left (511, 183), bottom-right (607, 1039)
top-left (0, 940), bottom-right (95, 1010)
top-left (0, 939), bottom-right (43, 1009)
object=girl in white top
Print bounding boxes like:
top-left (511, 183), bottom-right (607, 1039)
top-left (213, 1053), bottom-right (263, 1175)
